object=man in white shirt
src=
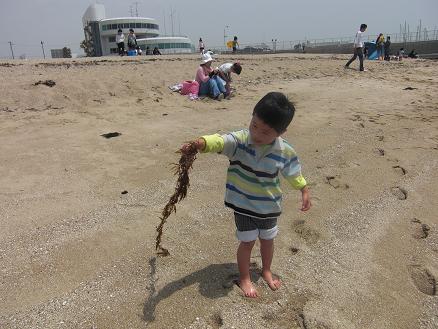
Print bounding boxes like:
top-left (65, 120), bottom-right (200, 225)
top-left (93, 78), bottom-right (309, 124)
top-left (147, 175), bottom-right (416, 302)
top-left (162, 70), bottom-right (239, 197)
top-left (116, 29), bottom-right (125, 56)
top-left (345, 24), bottom-right (367, 71)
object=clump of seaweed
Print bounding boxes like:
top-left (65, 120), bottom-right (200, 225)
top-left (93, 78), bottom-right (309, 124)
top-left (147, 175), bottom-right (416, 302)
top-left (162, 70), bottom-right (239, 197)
top-left (156, 142), bottom-right (198, 256)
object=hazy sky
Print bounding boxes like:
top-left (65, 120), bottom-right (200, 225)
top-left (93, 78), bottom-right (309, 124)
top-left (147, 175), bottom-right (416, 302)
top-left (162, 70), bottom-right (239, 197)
top-left (0, 0), bottom-right (437, 58)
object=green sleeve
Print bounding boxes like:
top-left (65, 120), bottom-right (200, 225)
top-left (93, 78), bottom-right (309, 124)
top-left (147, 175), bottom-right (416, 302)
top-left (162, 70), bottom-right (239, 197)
top-left (285, 174), bottom-right (307, 190)
top-left (200, 134), bottom-right (225, 153)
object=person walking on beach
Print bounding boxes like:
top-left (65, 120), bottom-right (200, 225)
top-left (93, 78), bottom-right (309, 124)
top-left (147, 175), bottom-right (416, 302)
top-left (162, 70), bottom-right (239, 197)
top-left (232, 36), bottom-right (239, 53)
top-left (180, 92), bottom-right (311, 297)
top-left (116, 29), bottom-right (125, 56)
top-left (199, 38), bottom-right (205, 53)
top-left (345, 23), bottom-right (367, 71)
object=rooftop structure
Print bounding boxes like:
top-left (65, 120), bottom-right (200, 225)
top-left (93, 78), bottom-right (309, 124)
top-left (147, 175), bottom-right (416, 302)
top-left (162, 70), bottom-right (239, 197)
top-left (82, 4), bottom-right (193, 56)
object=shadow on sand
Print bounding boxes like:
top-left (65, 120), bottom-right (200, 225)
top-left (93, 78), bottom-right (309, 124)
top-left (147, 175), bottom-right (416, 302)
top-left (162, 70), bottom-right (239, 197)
top-left (143, 257), bottom-right (261, 322)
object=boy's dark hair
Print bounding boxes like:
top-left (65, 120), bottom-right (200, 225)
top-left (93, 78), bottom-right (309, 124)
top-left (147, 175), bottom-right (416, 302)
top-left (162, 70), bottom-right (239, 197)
top-left (118, 29), bottom-right (122, 33)
top-left (129, 28), bottom-right (134, 32)
top-left (233, 62), bottom-right (242, 75)
top-left (360, 24), bottom-right (367, 30)
top-left (253, 92), bottom-right (295, 133)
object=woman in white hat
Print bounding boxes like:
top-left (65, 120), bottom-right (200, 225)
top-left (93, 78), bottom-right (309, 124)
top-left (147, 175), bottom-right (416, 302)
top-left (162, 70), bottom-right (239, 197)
top-left (195, 52), bottom-right (227, 100)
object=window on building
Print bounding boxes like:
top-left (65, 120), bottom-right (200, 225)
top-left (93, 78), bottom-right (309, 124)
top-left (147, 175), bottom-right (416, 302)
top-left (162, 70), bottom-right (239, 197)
top-left (135, 23), bottom-right (141, 28)
top-left (123, 23), bottom-right (129, 28)
top-left (102, 25), bottom-right (107, 31)
top-left (111, 24), bottom-right (117, 30)
top-left (129, 23), bottom-right (135, 28)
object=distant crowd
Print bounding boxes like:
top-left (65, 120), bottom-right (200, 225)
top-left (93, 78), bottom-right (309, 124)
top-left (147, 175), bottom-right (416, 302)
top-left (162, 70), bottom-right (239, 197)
top-left (115, 29), bottom-right (161, 56)
top-left (345, 24), bottom-right (420, 72)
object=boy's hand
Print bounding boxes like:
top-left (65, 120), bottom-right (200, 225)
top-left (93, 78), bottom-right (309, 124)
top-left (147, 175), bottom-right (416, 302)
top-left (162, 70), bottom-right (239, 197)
top-left (300, 186), bottom-right (311, 211)
top-left (180, 138), bottom-right (205, 154)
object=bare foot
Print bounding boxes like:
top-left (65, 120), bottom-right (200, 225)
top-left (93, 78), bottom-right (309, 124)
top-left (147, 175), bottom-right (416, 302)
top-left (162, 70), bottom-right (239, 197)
top-left (262, 270), bottom-right (281, 290)
top-left (237, 279), bottom-right (259, 298)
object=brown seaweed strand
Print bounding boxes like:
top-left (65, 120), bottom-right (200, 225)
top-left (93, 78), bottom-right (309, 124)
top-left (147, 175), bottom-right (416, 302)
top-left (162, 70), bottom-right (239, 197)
top-left (156, 142), bottom-right (198, 256)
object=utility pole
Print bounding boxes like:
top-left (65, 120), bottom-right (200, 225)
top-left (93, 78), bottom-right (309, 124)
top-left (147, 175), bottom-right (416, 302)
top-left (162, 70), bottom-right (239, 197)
top-left (41, 41), bottom-right (46, 59)
top-left (170, 7), bottom-right (175, 37)
top-left (178, 13), bottom-right (181, 36)
top-left (8, 41), bottom-right (15, 59)
top-left (224, 25), bottom-right (229, 48)
top-left (134, 2), bottom-right (139, 17)
top-left (163, 9), bottom-right (167, 35)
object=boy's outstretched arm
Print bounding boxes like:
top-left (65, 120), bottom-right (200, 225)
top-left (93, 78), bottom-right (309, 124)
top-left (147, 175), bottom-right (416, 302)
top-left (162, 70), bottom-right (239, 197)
top-left (300, 186), bottom-right (311, 211)
top-left (180, 134), bottom-right (225, 155)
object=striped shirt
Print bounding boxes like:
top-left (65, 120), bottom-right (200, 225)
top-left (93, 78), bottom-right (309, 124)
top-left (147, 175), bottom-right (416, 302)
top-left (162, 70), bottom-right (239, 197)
top-left (201, 129), bottom-right (307, 219)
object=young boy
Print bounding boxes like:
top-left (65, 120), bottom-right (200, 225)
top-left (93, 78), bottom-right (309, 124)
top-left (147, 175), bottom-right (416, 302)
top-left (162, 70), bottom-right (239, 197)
top-left (181, 92), bottom-right (311, 297)
top-left (345, 24), bottom-right (367, 71)
top-left (217, 62), bottom-right (242, 97)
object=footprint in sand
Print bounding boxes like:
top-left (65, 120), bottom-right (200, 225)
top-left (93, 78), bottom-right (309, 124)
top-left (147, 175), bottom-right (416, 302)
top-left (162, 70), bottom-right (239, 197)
top-left (290, 247), bottom-right (300, 254)
top-left (411, 218), bottom-right (430, 239)
top-left (375, 148), bottom-right (385, 156)
top-left (408, 265), bottom-right (437, 296)
top-left (392, 165), bottom-right (406, 175)
top-left (391, 187), bottom-right (407, 200)
top-left (293, 220), bottom-right (320, 244)
top-left (325, 176), bottom-right (349, 189)
top-left (209, 312), bottom-right (224, 328)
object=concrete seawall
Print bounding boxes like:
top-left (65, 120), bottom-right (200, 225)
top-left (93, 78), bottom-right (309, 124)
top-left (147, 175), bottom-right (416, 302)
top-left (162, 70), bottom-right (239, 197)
top-left (301, 40), bottom-right (438, 57)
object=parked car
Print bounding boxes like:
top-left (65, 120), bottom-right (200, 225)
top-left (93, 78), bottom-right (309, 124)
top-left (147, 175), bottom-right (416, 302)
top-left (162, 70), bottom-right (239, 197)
top-left (242, 44), bottom-right (271, 53)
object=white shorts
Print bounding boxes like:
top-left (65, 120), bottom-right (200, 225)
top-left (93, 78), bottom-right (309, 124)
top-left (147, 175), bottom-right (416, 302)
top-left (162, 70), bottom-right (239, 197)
top-left (234, 213), bottom-right (278, 242)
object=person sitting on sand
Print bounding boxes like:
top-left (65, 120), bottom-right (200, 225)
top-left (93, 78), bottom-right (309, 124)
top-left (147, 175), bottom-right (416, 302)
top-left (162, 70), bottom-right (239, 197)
top-left (397, 48), bottom-right (405, 61)
top-left (195, 52), bottom-right (227, 100)
top-left (153, 47), bottom-right (161, 55)
top-left (217, 62), bottom-right (242, 97)
top-left (180, 92), bottom-right (311, 297)
top-left (408, 49), bottom-right (418, 59)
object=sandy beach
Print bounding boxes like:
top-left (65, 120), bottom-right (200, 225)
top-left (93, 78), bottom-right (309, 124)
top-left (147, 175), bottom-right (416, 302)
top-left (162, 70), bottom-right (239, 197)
top-left (0, 53), bottom-right (437, 329)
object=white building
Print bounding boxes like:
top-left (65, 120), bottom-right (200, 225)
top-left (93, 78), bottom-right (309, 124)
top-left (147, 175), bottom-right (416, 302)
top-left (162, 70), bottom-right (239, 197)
top-left (82, 4), bottom-right (194, 56)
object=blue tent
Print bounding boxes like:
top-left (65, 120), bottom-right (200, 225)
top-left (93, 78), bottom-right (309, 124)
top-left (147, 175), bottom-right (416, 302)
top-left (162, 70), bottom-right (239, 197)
top-left (365, 41), bottom-right (378, 60)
